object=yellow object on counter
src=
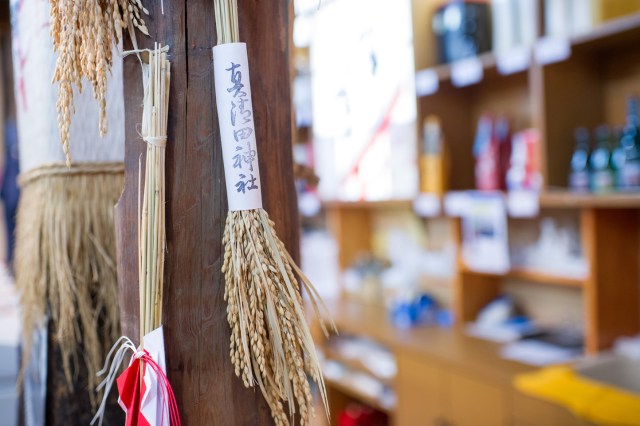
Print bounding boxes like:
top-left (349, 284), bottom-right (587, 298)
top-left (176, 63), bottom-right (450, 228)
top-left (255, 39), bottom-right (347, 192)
top-left (515, 366), bottom-right (640, 425)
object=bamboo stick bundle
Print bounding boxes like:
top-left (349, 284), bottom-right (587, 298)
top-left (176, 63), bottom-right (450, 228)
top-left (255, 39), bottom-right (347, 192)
top-left (92, 44), bottom-right (179, 426)
top-left (139, 43), bottom-right (170, 342)
top-left (49, 0), bottom-right (149, 165)
top-left (212, 2), bottom-right (335, 425)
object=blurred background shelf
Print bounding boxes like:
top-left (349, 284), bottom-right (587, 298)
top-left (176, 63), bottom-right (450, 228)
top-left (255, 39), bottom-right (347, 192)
top-left (311, 299), bottom-right (588, 426)
top-left (508, 267), bottom-right (586, 287)
top-left (324, 376), bottom-right (396, 415)
top-left (571, 11), bottom-right (640, 53)
top-left (416, 11), bottom-right (640, 94)
top-left (460, 266), bottom-right (585, 288)
top-left (539, 190), bottom-right (640, 208)
top-left (325, 348), bottom-right (395, 387)
top-left (296, 2), bottom-right (640, 425)
top-left (322, 200), bottom-right (413, 210)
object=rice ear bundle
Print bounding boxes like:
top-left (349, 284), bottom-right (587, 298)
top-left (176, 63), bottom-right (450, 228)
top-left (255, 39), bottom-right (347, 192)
top-left (222, 209), bottom-right (334, 425)
top-left (49, 0), bottom-right (149, 165)
top-left (213, 1), bottom-right (335, 424)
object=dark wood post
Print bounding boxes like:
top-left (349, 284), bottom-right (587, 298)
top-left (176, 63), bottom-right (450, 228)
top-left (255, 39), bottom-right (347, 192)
top-left (115, 1), bottom-right (297, 423)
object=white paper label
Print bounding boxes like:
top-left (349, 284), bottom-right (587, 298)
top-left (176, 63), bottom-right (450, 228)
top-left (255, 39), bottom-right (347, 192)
top-left (497, 47), bottom-right (530, 75)
top-left (444, 191), bottom-right (471, 217)
top-left (413, 193), bottom-right (441, 217)
top-left (507, 190), bottom-right (540, 218)
top-left (415, 69), bottom-right (439, 97)
top-left (451, 57), bottom-right (483, 87)
top-left (461, 194), bottom-right (510, 274)
top-left (140, 326), bottom-right (169, 426)
top-left (213, 43), bottom-right (263, 211)
top-left (534, 37), bottom-right (571, 66)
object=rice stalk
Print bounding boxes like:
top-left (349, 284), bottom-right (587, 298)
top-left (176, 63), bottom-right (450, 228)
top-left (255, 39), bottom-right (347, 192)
top-left (49, 0), bottom-right (149, 165)
top-left (214, 2), bottom-right (335, 423)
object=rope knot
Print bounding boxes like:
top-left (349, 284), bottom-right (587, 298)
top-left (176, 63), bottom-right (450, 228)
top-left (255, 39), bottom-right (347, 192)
top-left (134, 349), bottom-right (149, 360)
top-left (143, 136), bottom-right (167, 148)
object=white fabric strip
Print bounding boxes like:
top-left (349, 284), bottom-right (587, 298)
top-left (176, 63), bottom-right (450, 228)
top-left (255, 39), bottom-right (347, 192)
top-left (212, 43), bottom-right (263, 211)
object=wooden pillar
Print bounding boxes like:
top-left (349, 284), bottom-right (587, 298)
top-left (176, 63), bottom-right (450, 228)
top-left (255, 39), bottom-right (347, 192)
top-left (115, 1), bottom-right (296, 423)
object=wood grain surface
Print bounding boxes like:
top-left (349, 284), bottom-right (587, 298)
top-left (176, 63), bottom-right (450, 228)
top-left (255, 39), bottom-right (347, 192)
top-left (115, 1), bottom-right (296, 423)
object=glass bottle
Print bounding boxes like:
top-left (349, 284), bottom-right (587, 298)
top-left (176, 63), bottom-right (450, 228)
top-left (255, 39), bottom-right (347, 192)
top-left (568, 127), bottom-right (590, 192)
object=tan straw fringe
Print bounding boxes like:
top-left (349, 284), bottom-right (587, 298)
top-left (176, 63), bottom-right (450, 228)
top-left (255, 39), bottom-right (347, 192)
top-left (18, 162), bottom-right (125, 187)
top-left (16, 162), bottom-right (124, 408)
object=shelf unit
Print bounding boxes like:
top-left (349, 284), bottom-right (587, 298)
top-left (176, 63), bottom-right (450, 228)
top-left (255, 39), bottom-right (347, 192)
top-left (324, 10), bottom-right (640, 359)
top-left (460, 265), bottom-right (585, 288)
top-left (309, 5), bottom-right (640, 424)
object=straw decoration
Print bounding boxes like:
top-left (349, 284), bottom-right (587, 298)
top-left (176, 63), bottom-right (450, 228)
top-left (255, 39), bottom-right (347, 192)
top-left (16, 164), bottom-right (124, 409)
top-left (213, 1), bottom-right (335, 425)
top-left (50, 0), bottom-right (149, 165)
top-left (139, 43), bottom-right (170, 342)
top-left (91, 44), bottom-right (175, 426)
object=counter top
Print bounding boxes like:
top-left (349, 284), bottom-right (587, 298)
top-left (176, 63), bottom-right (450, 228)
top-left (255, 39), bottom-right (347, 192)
top-left (314, 298), bottom-right (536, 386)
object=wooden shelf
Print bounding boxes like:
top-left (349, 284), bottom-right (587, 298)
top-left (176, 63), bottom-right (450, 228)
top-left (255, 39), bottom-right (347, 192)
top-left (324, 376), bottom-right (395, 415)
top-left (416, 12), bottom-right (640, 95)
top-left (425, 51), bottom-right (500, 85)
top-left (539, 191), bottom-right (640, 209)
top-left (460, 265), bottom-right (585, 288)
top-left (508, 267), bottom-right (585, 287)
top-left (325, 347), bottom-right (395, 387)
top-left (324, 190), bottom-right (640, 217)
top-left (322, 199), bottom-right (413, 210)
top-left (571, 12), bottom-right (640, 54)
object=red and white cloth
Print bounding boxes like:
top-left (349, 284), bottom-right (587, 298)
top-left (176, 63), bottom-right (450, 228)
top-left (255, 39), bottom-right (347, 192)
top-left (92, 326), bottom-right (181, 426)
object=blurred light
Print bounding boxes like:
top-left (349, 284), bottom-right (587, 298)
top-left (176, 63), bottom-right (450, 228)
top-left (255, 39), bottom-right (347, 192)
top-left (298, 192), bottom-right (322, 217)
top-left (293, 14), bottom-right (314, 48)
top-left (443, 4), bottom-right (462, 32)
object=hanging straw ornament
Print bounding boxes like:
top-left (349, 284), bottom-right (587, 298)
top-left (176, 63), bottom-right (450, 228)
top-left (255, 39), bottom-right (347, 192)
top-left (212, 1), bottom-right (335, 425)
top-left (49, 0), bottom-right (149, 165)
top-left (12, 0), bottom-right (125, 421)
top-left (92, 44), bottom-right (180, 426)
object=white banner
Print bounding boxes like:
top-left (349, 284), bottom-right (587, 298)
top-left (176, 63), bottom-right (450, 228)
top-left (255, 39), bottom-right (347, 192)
top-left (212, 43), bottom-right (263, 211)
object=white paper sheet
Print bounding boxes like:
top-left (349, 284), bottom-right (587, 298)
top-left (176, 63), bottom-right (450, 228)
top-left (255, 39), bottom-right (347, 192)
top-left (212, 43), bottom-right (263, 211)
top-left (141, 326), bottom-right (169, 426)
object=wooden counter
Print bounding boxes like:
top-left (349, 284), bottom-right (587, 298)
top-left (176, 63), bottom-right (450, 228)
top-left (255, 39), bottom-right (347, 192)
top-left (313, 298), bottom-right (594, 426)
top-left (319, 298), bottom-right (534, 385)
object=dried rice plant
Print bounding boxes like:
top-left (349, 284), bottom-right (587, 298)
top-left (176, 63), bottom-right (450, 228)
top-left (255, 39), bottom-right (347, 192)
top-left (50, 0), bottom-right (148, 165)
top-left (214, 1), bottom-right (335, 424)
top-left (16, 163), bottom-right (124, 407)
